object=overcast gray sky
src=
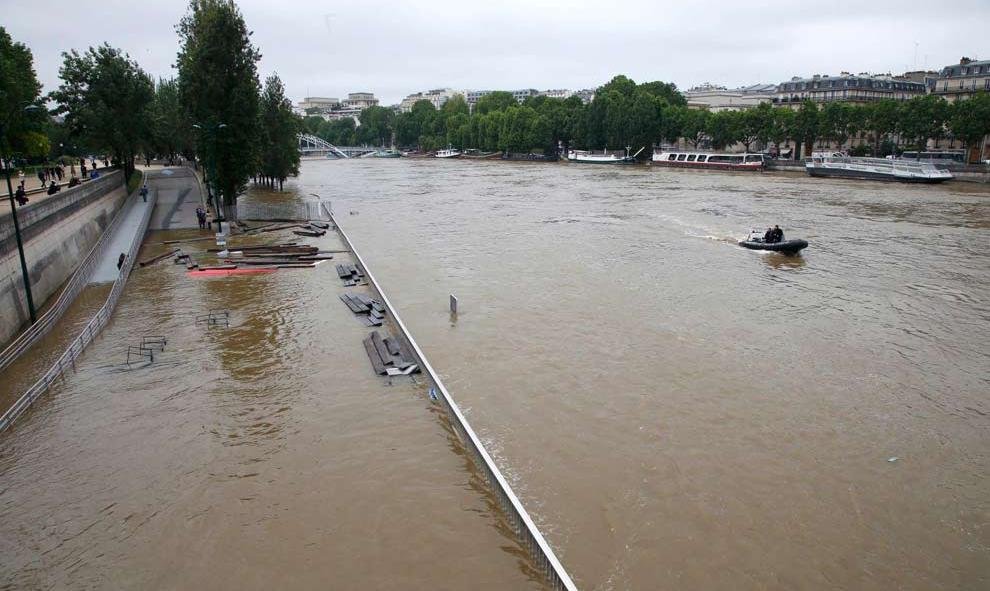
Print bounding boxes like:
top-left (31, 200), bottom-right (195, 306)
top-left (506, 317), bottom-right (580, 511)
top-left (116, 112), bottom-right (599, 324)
top-left (5, 0), bottom-right (989, 105)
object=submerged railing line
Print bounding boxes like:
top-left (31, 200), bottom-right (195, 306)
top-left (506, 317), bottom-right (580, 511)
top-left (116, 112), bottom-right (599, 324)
top-left (0, 190), bottom-right (158, 432)
top-left (0, 173), bottom-right (128, 374)
top-left (325, 202), bottom-right (579, 591)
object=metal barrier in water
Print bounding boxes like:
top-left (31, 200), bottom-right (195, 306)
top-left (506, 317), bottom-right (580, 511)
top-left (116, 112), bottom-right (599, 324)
top-left (325, 203), bottom-right (579, 591)
top-left (0, 190), bottom-right (158, 432)
top-left (0, 174), bottom-right (130, 374)
top-left (236, 200), bottom-right (329, 222)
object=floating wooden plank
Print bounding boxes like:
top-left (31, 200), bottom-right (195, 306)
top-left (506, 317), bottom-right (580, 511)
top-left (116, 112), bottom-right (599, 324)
top-left (293, 230), bottom-right (325, 237)
top-left (369, 308), bottom-right (384, 320)
top-left (339, 294), bottom-right (368, 314)
top-left (362, 336), bottom-right (387, 375)
top-left (297, 255), bottom-right (333, 261)
top-left (309, 221), bottom-right (331, 229)
top-left (139, 248), bottom-right (181, 267)
top-left (163, 236), bottom-right (216, 245)
top-left (383, 337), bottom-right (401, 356)
top-left (276, 264), bottom-right (317, 269)
top-left (367, 315), bottom-right (383, 326)
top-left (336, 264), bottom-right (350, 279)
top-left (199, 264), bottom-right (238, 271)
top-left (370, 331), bottom-right (392, 366)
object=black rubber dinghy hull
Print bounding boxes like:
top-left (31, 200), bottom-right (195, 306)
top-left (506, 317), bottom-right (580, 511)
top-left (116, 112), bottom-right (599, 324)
top-left (739, 239), bottom-right (809, 255)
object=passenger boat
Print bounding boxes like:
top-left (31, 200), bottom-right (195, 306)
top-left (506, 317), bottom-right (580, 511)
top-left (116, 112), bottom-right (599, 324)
top-left (805, 155), bottom-right (952, 183)
top-left (435, 146), bottom-right (461, 159)
top-left (567, 146), bottom-right (642, 164)
top-left (652, 150), bottom-right (765, 171)
top-left (372, 149), bottom-right (401, 158)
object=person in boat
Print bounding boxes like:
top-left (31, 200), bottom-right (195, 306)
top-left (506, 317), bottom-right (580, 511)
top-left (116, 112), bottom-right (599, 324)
top-left (772, 225), bottom-right (784, 243)
top-left (763, 227), bottom-right (773, 243)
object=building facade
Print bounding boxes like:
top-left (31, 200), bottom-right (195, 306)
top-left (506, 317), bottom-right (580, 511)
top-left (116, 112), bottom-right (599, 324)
top-left (932, 57), bottom-right (990, 102)
top-left (297, 97), bottom-right (340, 113)
top-left (683, 83), bottom-right (776, 112)
top-left (399, 88), bottom-right (460, 112)
top-left (342, 92), bottom-right (379, 109)
top-left (774, 73), bottom-right (926, 107)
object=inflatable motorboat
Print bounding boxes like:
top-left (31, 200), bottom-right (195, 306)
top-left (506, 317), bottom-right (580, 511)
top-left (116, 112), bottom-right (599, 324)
top-left (739, 231), bottom-right (808, 255)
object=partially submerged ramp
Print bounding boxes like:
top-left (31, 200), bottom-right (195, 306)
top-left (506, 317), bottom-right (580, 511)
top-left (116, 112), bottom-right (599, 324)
top-left (0, 180), bottom-right (161, 431)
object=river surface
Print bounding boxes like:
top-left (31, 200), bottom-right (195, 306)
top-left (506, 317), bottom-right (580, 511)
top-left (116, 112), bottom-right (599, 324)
top-left (302, 159), bottom-right (989, 590)
top-left (2, 158), bottom-right (988, 590)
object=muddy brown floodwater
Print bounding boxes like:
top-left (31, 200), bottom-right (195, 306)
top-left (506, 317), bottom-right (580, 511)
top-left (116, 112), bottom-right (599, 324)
top-left (299, 159), bottom-right (989, 590)
top-left (2, 158), bottom-right (988, 590)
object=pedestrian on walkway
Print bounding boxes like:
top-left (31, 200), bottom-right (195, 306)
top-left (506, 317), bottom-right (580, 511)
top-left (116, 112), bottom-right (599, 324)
top-left (116, 253), bottom-right (126, 270)
top-left (195, 206), bottom-right (207, 229)
top-left (36, 169), bottom-right (45, 185)
top-left (140, 183), bottom-right (149, 202)
top-left (55, 166), bottom-right (63, 181)
top-left (17, 169), bottom-right (25, 184)
top-left (80, 162), bottom-right (87, 177)
top-left (14, 184), bottom-right (28, 206)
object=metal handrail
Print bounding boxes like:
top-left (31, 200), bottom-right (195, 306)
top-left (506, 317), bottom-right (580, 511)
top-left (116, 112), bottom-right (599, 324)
top-left (0, 190), bottom-right (157, 432)
top-left (325, 202), bottom-right (579, 591)
top-left (0, 173), bottom-right (130, 373)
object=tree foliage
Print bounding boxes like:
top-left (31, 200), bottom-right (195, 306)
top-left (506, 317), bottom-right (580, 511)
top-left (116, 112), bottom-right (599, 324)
top-left (0, 27), bottom-right (46, 159)
top-left (257, 73), bottom-right (301, 190)
top-left (49, 43), bottom-right (154, 177)
top-left (177, 0), bottom-right (261, 215)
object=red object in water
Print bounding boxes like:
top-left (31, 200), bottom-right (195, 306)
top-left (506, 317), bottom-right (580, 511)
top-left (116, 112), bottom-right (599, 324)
top-left (187, 267), bottom-right (276, 277)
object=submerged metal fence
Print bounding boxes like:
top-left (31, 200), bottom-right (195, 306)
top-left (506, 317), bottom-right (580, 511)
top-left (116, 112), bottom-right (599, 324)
top-left (236, 199), bottom-right (328, 222)
top-left (326, 203), bottom-right (579, 591)
top-left (0, 191), bottom-right (158, 432)
top-left (0, 175), bottom-right (129, 374)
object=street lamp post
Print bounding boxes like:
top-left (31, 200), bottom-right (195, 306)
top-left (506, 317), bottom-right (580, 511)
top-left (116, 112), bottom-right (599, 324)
top-left (1, 104), bottom-right (42, 325)
top-left (193, 122), bottom-right (227, 233)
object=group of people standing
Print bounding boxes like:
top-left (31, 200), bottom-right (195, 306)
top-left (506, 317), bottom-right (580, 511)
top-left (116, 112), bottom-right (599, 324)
top-left (763, 225), bottom-right (785, 243)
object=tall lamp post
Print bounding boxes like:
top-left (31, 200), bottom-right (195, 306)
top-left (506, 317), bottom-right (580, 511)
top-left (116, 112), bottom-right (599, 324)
top-left (1, 104), bottom-right (42, 325)
top-left (193, 122), bottom-right (227, 233)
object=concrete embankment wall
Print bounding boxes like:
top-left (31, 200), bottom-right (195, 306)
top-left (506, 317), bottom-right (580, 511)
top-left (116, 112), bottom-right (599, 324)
top-left (0, 172), bottom-right (127, 345)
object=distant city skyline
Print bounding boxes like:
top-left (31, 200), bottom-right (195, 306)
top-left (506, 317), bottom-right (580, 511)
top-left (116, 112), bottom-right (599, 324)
top-left (5, 0), bottom-right (989, 106)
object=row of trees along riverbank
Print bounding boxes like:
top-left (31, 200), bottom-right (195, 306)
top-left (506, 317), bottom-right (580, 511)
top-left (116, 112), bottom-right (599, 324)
top-left (1, 0), bottom-right (302, 218)
top-left (302, 75), bottom-right (990, 162)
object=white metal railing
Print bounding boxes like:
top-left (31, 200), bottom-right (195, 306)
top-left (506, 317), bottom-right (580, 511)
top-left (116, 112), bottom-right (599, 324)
top-left (325, 202), bottom-right (579, 591)
top-left (0, 174), bottom-right (130, 373)
top-left (0, 189), bottom-right (157, 432)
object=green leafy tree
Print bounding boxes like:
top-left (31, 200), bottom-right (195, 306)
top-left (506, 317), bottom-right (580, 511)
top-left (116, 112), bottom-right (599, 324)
top-left (0, 27), bottom-right (47, 161)
top-left (769, 107), bottom-right (795, 156)
top-left (257, 73), bottom-right (300, 190)
top-left (356, 105), bottom-right (395, 146)
top-left (791, 100), bottom-right (819, 157)
top-left (864, 99), bottom-right (899, 156)
top-left (150, 78), bottom-right (194, 161)
top-left (681, 108), bottom-right (711, 148)
top-left (818, 102), bottom-right (852, 148)
top-left (707, 110), bottom-right (742, 150)
top-left (50, 43), bottom-right (154, 178)
top-left (948, 92), bottom-right (990, 163)
top-left (474, 91), bottom-right (516, 115)
top-left (177, 0), bottom-right (261, 220)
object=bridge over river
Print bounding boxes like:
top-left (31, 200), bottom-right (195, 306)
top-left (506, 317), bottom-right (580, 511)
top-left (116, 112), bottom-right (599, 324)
top-left (298, 134), bottom-right (380, 159)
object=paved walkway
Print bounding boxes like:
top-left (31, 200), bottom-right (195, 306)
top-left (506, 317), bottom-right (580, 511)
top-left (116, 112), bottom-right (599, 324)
top-left (90, 168), bottom-right (204, 283)
top-left (89, 194), bottom-right (153, 284)
top-left (146, 167), bottom-right (204, 230)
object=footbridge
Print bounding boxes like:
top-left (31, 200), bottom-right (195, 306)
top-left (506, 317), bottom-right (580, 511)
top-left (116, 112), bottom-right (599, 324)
top-left (297, 134), bottom-right (379, 159)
